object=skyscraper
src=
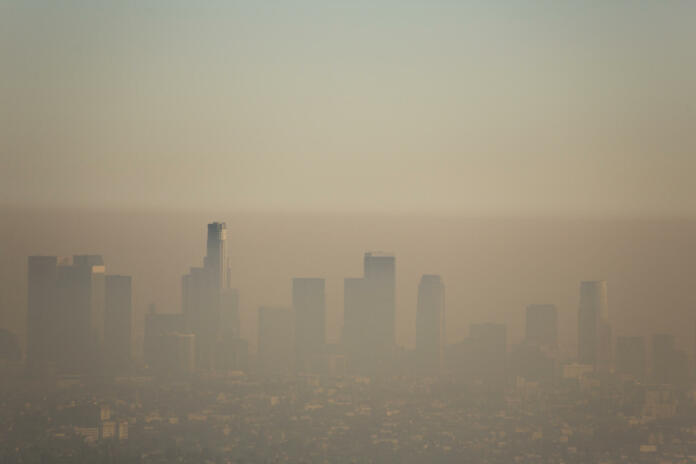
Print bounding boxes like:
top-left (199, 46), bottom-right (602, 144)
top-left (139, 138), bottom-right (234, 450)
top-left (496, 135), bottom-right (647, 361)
top-left (104, 275), bottom-right (132, 371)
top-left (182, 222), bottom-right (233, 369)
top-left (293, 278), bottom-right (326, 372)
top-left (415, 274), bottom-right (445, 373)
top-left (342, 277), bottom-right (370, 372)
top-left (577, 281), bottom-right (611, 370)
top-left (342, 252), bottom-right (396, 374)
top-left (205, 222), bottom-right (227, 291)
top-left (56, 255), bottom-right (106, 373)
top-left (27, 256), bottom-right (59, 370)
top-left (363, 252), bottom-right (396, 352)
top-left (258, 306), bottom-right (294, 376)
top-left (652, 333), bottom-right (689, 386)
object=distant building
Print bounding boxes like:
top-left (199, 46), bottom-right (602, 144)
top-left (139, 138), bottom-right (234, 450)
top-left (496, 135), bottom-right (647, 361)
top-left (258, 306), bottom-right (294, 376)
top-left (182, 222), bottom-right (244, 370)
top-left (525, 304), bottom-right (558, 349)
top-left (415, 275), bottom-right (445, 373)
top-left (27, 256), bottom-right (59, 369)
top-left (293, 278), bottom-right (326, 372)
top-left (615, 336), bottom-right (646, 381)
top-left (652, 334), bottom-right (689, 386)
top-left (363, 252), bottom-right (396, 352)
top-left (55, 255), bottom-right (106, 373)
top-left (342, 277), bottom-right (371, 372)
top-left (104, 275), bottom-right (132, 371)
top-left (577, 281), bottom-right (611, 371)
top-left (342, 252), bottom-right (396, 374)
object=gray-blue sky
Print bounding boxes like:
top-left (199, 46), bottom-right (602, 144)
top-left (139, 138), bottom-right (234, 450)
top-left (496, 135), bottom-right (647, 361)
top-left (2, 0), bottom-right (695, 214)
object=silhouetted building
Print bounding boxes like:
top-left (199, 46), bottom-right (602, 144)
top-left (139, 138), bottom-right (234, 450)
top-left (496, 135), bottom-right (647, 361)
top-left (342, 252), bottom-right (396, 374)
top-left (578, 281), bottom-right (611, 371)
top-left (364, 252), bottom-right (396, 352)
top-left (220, 288), bottom-right (240, 338)
top-left (258, 306), bottom-right (294, 376)
top-left (652, 333), bottom-right (689, 386)
top-left (293, 278), bottom-right (326, 372)
top-left (615, 336), bottom-right (646, 381)
top-left (525, 304), bottom-right (558, 349)
top-left (182, 222), bottom-right (233, 369)
top-left (27, 256), bottom-right (59, 370)
top-left (342, 277), bottom-right (370, 372)
top-left (104, 275), bottom-right (132, 371)
top-left (415, 274), bottom-right (445, 373)
top-left (55, 255), bottom-right (106, 373)
top-left (160, 333), bottom-right (196, 375)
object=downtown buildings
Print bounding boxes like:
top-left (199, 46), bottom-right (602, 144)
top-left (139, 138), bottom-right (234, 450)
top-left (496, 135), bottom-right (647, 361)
top-left (26, 255), bottom-right (131, 374)
top-left (21, 221), bottom-right (696, 388)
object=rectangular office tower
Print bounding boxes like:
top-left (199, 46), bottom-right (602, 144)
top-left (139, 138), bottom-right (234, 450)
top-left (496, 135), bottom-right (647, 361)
top-left (258, 307), bottom-right (294, 376)
top-left (27, 256), bottom-right (59, 370)
top-left (56, 255), bottom-right (106, 373)
top-left (27, 255), bottom-right (113, 374)
top-left (652, 334), bottom-right (689, 386)
top-left (104, 275), bottom-right (132, 371)
top-left (363, 252), bottom-right (396, 351)
top-left (205, 222), bottom-right (227, 291)
top-left (293, 278), bottom-right (326, 372)
top-left (342, 252), bottom-right (396, 374)
top-left (415, 275), bottom-right (445, 373)
top-left (577, 281), bottom-right (611, 371)
top-left (342, 277), bottom-right (371, 372)
top-left (525, 304), bottom-right (558, 349)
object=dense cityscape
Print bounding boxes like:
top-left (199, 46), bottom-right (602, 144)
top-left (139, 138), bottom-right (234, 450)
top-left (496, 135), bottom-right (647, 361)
top-left (1, 221), bottom-right (696, 463)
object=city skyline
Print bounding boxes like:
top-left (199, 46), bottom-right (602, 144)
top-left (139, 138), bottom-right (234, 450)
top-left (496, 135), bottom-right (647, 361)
top-left (15, 220), bottom-right (696, 374)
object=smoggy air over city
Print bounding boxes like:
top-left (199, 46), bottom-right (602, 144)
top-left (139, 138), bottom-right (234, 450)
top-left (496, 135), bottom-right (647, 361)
top-left (2, 2), bottom-right (696, 463)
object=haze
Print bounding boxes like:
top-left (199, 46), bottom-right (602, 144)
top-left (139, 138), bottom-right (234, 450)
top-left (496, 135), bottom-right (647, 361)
top-left (2, 1), bottom-right (696, 214)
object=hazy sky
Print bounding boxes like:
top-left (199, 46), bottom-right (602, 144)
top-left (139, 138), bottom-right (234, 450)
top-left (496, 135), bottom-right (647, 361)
top-left (2, 1), bottom-right (695, 214)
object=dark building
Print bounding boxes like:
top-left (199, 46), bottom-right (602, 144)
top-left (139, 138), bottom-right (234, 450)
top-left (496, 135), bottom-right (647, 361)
top-left (27, 256), bottom-right (59, 370)
top-left (293, 278), bottom-right (326, 372)
top-left (258, 306), bottom-right (294, 376)
top-left (652, 334), bottom-right (689, 386)
top-left (363, 252), bottom-right (396, 352)
top-left (56, 255), bottom-right (106, 373)
top-left (342, 277), bottom-right (370, 372)
top-left (104, 275), bottom-right (132, 371)
top-left (525, 304), bottom-right (558, 349)
top-left (182, 222), bottom-right (238, 369)
top-left (342, 252), bottom-right (396, 374)
top-left (578, 281), bottom-right (611, 371)
top-left (615, 336), bottom-right (646, 381)
top-left (415, 274), bottom-right (445, 373)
